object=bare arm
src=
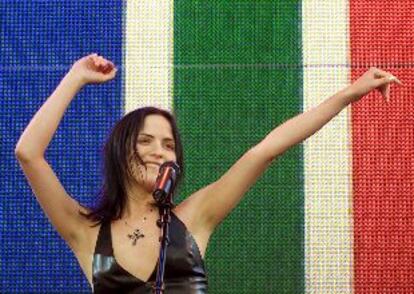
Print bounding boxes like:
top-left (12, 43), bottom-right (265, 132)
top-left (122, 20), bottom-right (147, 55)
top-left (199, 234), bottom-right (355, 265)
top-left (259, 69), bottom-right (401, 160)
top-left (15, 54), bottom-right (116, 159)
top-left (179, 68), bottom-right (401, 235)
top-left (15, 54), bottom-right (117, 249)
top-left (15, 71), bottom-right (84, 160)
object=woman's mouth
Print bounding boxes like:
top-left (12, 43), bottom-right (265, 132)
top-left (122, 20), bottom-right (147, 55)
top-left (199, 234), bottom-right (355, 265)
top-left (146, 162), bottom-right (161, 167)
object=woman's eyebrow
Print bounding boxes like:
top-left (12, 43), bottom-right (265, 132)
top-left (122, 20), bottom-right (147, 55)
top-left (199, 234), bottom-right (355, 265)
top-left (139, 133), bottom-right (174, 142)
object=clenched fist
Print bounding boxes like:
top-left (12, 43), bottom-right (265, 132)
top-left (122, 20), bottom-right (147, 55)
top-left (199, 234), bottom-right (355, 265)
top-left (69, 53), bottom-right (118, 86)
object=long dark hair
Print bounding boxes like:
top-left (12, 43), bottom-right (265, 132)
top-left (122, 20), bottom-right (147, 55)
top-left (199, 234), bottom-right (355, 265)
top-left (80, 106), bottom-right (184, 226)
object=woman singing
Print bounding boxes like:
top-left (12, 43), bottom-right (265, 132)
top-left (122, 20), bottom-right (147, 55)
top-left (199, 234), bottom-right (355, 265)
top-left (15, 53), bottom-right (400, 293)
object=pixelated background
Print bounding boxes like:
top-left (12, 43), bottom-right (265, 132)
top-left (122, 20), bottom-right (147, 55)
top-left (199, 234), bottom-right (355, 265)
top-left (2, 1), bottom-right (413, 293)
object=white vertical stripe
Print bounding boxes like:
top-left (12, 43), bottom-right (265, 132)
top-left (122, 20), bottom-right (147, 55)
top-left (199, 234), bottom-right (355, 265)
top-left (302, 1), bottom-right (353, 293)
top-left (124, 0), bottom-right (173, 113)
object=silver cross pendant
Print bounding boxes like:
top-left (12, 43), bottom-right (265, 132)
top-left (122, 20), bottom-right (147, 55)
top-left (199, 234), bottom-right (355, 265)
top-left (127, 229), bottom-right (145, 246)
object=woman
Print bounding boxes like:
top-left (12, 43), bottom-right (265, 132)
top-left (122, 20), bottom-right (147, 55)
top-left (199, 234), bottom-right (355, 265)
top-left (15, 53), bottom-right (401, 293)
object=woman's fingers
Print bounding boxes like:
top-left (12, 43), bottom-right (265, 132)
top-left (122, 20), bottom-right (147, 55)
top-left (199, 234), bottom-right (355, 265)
top-left (71, 53), bottom-right (117, 84)
top-left (89, 54), bottom-right (115, 74)
top-left (371, 67), bottom-right (390, 77)
top-left (388, 76), bottom-right (402, 85)
top-left (378, 76), bottom-right (401, 103)
top-left (381, 84), bottom-right (390, 103)
top-left (93, 55), bottom-right (105, 67)
top-left (372, 67), bottom-right (402, 84)
top-left (102, 64), bottom-right (116, 75)
top-left (366, 68), bottom-right (402, 103)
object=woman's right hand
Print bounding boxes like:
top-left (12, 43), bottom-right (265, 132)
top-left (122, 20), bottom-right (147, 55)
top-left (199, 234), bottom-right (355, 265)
top-left (68, 53), bottom-right (118, 86)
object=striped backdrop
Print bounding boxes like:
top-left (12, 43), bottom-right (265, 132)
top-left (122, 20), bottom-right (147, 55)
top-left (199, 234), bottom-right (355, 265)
top-left (2, 0), bottom-right (413, 293)
top-left (129, 1), bottom-right (414, 292)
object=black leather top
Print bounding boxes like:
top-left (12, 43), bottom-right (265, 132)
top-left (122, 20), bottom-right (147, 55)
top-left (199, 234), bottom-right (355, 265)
top-left (92, 212), bottom-right (208, 293)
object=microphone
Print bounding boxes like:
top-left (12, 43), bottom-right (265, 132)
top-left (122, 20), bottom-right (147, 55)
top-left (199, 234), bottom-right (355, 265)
top-left (152, 161), bottom-right (180, 205)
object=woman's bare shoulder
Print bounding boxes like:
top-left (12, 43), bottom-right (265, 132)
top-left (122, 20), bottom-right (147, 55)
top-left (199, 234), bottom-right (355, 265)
top-left (70, 209), bottom-right (102, 255)
top-left (71, 216), bottom-right (102, 288)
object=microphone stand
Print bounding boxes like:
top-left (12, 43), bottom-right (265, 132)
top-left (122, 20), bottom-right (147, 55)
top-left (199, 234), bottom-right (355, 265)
top-left (153, 199), bottom-right (172, 294)
top-left (152, 161), bottom-right (179, 294)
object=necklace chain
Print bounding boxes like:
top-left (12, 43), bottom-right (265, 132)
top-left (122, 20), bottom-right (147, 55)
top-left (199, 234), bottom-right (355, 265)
top-left (124, 209), bottom-right (154, 246)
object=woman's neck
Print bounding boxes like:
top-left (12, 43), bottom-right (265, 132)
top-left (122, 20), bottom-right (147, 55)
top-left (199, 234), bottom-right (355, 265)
top-left (123, 184), bottom-right (157, 220)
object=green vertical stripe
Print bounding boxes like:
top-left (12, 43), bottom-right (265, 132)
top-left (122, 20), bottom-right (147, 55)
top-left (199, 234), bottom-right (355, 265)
top-left (174, 2), bottom-right (303, 292)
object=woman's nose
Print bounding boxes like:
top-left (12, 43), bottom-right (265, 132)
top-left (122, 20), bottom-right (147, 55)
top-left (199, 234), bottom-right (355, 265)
top-left (150, 142), bottom-right (164, 159)
top-left (151, 152), bottom-right (163, 160)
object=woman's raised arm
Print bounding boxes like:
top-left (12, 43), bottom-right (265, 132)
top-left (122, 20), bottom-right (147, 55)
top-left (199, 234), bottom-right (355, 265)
top-left (14, 54), bottom-right (117, 250)
top-left (15, 53), bottom-right (117, 160)
top-left (255, 68), bottom-right (401, 161)
top-left (179, 68), bottom-right (401, 236)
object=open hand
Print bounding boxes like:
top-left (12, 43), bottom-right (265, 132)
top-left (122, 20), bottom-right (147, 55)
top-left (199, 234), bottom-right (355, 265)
top-left (69, 53), bottom-right (118, 86)
top-left (349, 67), bottom-right (402, 103)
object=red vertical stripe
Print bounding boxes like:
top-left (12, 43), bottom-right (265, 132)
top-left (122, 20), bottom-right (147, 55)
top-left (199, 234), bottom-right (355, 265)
top-left (350, 1), bottom-right (414, 292)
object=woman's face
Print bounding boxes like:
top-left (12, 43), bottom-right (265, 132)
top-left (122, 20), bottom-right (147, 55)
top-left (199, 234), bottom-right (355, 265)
top-left (129, 114), bottom-right (177, 192)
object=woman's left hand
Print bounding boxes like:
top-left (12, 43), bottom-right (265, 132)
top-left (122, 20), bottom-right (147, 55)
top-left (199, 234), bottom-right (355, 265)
top-left (348, 67), bottom-right (402, 103)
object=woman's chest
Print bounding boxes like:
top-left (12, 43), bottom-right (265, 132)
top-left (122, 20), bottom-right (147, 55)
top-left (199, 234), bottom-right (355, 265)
top-left (111, 223), bottom-right (161, 282)
top-left (74, 213), bottom-right (207, 288)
